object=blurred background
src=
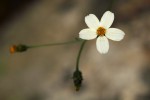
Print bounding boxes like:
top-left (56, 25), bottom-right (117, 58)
top-left (0, 0), bottom-right (150, 100)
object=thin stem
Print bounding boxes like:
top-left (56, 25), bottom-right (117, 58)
top-left (76, 40), bottom-right (86, 71)
top-left (27, 38), bottom-right (82, 49)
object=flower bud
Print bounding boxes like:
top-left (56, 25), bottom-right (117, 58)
top-left (10, 44), bottom-right (28, 54)
top-left (73, 70), bottom-right (83, 91)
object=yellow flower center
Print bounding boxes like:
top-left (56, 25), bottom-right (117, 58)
top-left (97, 27), bottom-right (106, 36)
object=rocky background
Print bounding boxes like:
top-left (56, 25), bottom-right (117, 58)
top-left (0, 0), bottom-right (150, 100)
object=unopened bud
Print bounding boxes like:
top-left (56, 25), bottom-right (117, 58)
top-left (10, 44), bottom-right (28, 54)
top-left (73, 70), bottom-right (83, 91)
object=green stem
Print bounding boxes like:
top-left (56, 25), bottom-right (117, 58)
top-left (27, 38), bottom-right (82, 49)
top-left (76, 40), bottom-right (86, 71)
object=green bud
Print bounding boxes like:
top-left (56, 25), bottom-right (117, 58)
top-left (73, 70), bottom-right (83, 91)
top-left (10, 44), bottom-right (28, 54)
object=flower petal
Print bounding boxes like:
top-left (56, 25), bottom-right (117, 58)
top-left (96, 36), bottom-right (109, 54)
top-left (100, 11), bottom-right (114, 29)
top-left (105, 28), bottom-right (125, 41)
top-left (79, 29), bottom-right (97, 40)
top-left (85, 14), bottom-right (100, 30)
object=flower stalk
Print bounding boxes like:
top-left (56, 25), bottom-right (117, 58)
top-left (73, 40), bottom-right (86, 91)
top-left (72, 40), bottom-right (86, 91)
top-left (28, 38), bottom-right (83, 49)
top-left (10, 38), bottom-right (83, 53)
top-left (76, 40), bottom-right (86, 71)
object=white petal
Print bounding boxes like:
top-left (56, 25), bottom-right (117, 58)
top-left (79, 29), bottom-right (97, 40)
top-left (85, 14), bottom-right (100, 30)
top-left (105, 28), bottom-right (125, 41)
top-left (100, 11), bottom-right (114, 29)
top-left (96, 36), bottom-right (109, 54)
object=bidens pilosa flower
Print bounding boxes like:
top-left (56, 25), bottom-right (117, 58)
top-left (79, 11), bottom-right (125, 54)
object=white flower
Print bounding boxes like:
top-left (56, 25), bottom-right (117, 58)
top-left (79, 11), bottom-right (125, 54)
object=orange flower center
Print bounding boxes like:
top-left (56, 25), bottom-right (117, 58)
top-left (10, 45), bottom-right (17, 54)
top-left (97, 27), bottom-right (106, 36)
